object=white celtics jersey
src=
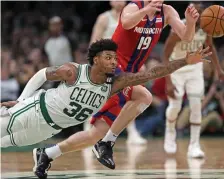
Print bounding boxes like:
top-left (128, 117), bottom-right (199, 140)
top-left (170, 19), bottom-right (207, 72)
top-left (41, 64), bottom-right (111, 128)
top-left (103, 11), bottom-right (118, 38)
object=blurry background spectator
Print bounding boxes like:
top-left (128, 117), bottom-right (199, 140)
top-left (44, 16), bottom-right (73, 66)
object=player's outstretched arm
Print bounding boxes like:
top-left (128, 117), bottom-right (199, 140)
top-left (164, 4), bottom-right (199, 42)
top-left (110, 47), bottom-right (212, 95)
top-left (17, 63), bottom-right (78, 101)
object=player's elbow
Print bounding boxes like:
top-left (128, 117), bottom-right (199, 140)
top-left (121, 18), bottom-right (133, 30)
top-left (121, 21), bottom-right (132, 30)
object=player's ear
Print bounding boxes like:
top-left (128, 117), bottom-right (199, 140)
top-left (93, 56), bottom-right (98, 65)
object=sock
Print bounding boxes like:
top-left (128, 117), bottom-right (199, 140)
top-left (166, 119), bottom-right (176, 131)
top-left (45, 144), bottom-right (62, 159)
top-left (102, 129), bottom-right (118, 142)
top-left (190, 125), bottom-right (201, 145)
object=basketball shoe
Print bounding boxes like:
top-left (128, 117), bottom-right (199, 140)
top-left (33, 148), bottom-right (52, 179)
top-left (92, 140), bottom-right (115, 169)
top-left (187, 143), bottom-right (205, 158)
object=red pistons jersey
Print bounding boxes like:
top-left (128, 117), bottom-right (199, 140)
top-left (112, 0), bottom-right (164, 73)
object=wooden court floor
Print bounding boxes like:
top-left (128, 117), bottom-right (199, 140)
top-left (1, 137), bottom-right (224, 179)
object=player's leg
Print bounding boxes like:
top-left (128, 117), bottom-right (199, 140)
top-left (186, 69), bottom-right (204, 158)
top-left (1, 92), bottom-right (61, 148)
top-left (1, 98), bottom-right (40, 147)
top-left (164, 73), bottom-right (185, 154)
top-left (1, 125), bottom-right (60, 148)
top-left (104, 85), bottom-right (152, 137)
top-left (33, 119), bottom-right (109, 178)
top-left (1, 110), bottom-right (11, 137)
top-left (126, 120), bottom-right (147, 145)
top-left (93, 85), bottom-right (152, 169)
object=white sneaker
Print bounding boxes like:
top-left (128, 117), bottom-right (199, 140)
top-left (126, 134), bottom-right (147, 145)
top-left (164, 128), bottom-right (177, 154)
top-left (187, 144), bottom-right (205, 158)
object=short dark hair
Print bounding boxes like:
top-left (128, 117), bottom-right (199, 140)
top-left (87, 39), bottom-right (118, 66)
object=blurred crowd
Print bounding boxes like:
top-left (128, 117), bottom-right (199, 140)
top-left (1, 1), bottom-right (224, 137)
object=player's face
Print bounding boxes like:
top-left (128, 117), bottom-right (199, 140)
top-left (97, 51), bottom-right (117, 75)
top-left (49, 22), bottom-right (63, 34)
top-left (110, 1), bottom-right (126, 11)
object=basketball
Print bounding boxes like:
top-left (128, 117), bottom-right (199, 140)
top-left (200, 5), bottom-right (224, 37)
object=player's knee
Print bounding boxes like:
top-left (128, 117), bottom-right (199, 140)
top-left (189, 97), bottom-right (202, 124)
top-left (139, 90), bottom-right (153, 105)
top-left (166, 101), bottom-right (182, 120)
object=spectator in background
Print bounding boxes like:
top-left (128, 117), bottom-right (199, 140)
top-left (1, 49), bottom-right (19, 102)
top-left (44, 16), bottom-right (73, 66)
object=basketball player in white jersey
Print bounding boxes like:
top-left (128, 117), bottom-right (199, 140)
top-left (163, 2), bottom-right (224, 158)
top-left (89, 1), bottom-right (146, 145)
top-left (27, 47), bottom-right (212, 179)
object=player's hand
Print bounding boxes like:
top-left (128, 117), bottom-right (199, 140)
top-left (166, 81), bottom-right (178, 99)
top-left (186, 46), bottom-right (212, 65)
top-left (0, 101), bottom-right (18, 108)
top-left (145, 0), bottom-right (163, 17)
top-left (185, 4), bottom-right (199, 24)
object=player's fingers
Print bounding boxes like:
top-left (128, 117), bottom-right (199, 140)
top-left (202, 51), bottom-right (213, 59)
top-left (193, 13), bottom-right (199, 19)
top-left (201, 46), bottom-right (210, 54)
top-left (202, 58), bottom-right (211, 63)
top-left (196, 46), bottom-right (203, 54)
top-left (192, 11), bottom-right (199, 18)
top-left (191, 8), bottom-right (197, 14)
top-left (187, 4), bottom-right (193, 11)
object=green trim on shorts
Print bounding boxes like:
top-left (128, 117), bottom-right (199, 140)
top-left (39, 93), bottom-right (63, 130)
top-left (7, 100), bottom-right (40, 146)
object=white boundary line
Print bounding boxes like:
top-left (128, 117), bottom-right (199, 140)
top-left (2, 169), bottom-right (224, 177)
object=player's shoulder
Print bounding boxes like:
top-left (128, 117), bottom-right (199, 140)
top-left (122, 1), bottom-right (139, 13)
top-left (97, 11), bottom-right (110, 21)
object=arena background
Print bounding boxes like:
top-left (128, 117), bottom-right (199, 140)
top-left (1, 1), bottom-right (224, 179)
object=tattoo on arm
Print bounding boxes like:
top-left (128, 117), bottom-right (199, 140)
top-left (111, 59), bottom-right (187, 95)
top-left (46, 66), bottom-right (62, 81)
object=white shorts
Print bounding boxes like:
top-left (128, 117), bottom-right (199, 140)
top-left (3, 90), bottom-right (61, 146)
top-left (171, 65), bottom-right (204, 99)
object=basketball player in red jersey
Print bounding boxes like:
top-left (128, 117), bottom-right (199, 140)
top-left (91, 0), bottom-right (200, 169)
